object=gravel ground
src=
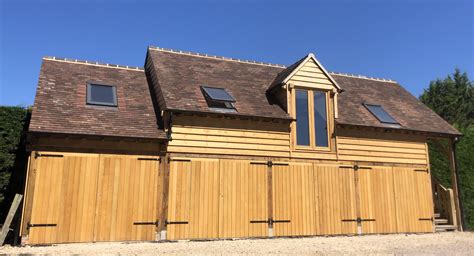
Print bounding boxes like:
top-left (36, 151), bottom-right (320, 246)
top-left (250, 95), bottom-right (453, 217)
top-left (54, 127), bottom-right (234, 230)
top-left (1, 232), bottom-right (473, 255)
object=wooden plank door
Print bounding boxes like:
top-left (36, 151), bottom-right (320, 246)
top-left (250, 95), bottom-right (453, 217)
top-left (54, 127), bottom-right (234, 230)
top-left (358, 166), bottom-right (398, 234)
top-left (314, 165), bottom-right (358, 235)
top-left (393, 167), bottom-right (434, 233)
top-left (93, 155), bottom-right (161, 242)
top-left (272, 162), bottom-right (317, 236)
top-left (218, 160), bottom-right (268, 238)
top-left (28, 152), bottom-right (100, 244)
top-left (167, 158), bottom-right (220, 240)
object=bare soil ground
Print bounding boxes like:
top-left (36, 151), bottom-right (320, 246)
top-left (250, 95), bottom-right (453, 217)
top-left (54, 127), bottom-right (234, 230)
top-left (1, 232), bottom-right (473, 255)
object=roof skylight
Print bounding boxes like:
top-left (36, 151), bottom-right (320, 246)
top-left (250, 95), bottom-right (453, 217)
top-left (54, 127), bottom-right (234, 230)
top-left (201, 86), bottom-right (236, 112)
top-left (364, 104), bottom-right (399, 124)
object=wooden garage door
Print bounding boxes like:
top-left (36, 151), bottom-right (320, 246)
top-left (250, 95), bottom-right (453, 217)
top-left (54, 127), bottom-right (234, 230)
top-left (94, 155), bottom-right (161, 241)
top-left (27, 152), bottom-right (161, 244)
top-left (358, 166), bottom-right (398, 234)
top-left (167, 159), bottom-right (268, 239)
top-left (272, 163), bottom-right (316, 236)
top-left (357, 166), bottom-right (433, 234)
top-left (219, 160), bottom-right (268, 238)
top-left (272, 164), bottom-right (358, 237)
top-left (314, 165), bottom-right (358, 235)
top-left (28, 153), bottom-right (100, 244)
top-left (393, 167), bottom-right (434, 233)
top-left (167, 158), bottom-right (220, 240)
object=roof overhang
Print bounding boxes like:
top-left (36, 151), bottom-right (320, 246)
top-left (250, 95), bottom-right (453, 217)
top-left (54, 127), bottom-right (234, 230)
top-left (281, 53), bottom-right (343, 92)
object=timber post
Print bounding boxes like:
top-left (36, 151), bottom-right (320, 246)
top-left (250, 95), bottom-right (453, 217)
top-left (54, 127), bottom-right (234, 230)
top-left (448, 138), bottom-right (464, 231)
top-left (158, 154), bottom-right (171, 240)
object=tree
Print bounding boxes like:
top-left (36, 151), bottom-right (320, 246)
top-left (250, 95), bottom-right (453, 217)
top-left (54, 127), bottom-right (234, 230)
top-left (420, 68), bottom-right (474, 230)
top-left (420, 68), bottom-right (473, 129)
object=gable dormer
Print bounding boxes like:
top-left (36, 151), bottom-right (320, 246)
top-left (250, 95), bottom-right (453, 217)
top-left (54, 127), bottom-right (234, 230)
top-left (268, 54), bottom-right (342, 158)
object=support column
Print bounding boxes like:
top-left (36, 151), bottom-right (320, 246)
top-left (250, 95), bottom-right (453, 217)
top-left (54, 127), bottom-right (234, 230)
top-left (158, 154), bottom-right (171, 240)
top-left (448, 139), bottom-right (463, 231)
top-left (267, 162), bottom-right (273, 237)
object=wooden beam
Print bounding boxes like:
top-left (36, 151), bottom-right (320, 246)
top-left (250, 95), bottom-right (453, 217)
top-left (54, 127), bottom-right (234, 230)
top-left (158, 155), bottom-right (171, 239)
top-left (267, 163), bottom-right (273, 236)
top-left (20, 152), bottom-right (37, 237)
top-left (448, 139), bottom-right (463, 231)
top-left (0, 194), bottom-right (23, 245)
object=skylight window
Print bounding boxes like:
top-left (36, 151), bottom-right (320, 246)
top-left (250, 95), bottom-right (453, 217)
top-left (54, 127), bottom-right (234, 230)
top-left (201, 86), bottom-right (236, 111)
top-left (364, 104), bottom-right (399, 124)
top-left (87, 83), bottom-right (117, 107)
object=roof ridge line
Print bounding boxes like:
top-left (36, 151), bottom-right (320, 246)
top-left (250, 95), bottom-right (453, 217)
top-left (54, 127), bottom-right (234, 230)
top-left (148, 46), bottom-right (287, 68)
top-left (329, 71), bottom-right (397, 83)
top-left (43, 56), bottom-right (144, 72)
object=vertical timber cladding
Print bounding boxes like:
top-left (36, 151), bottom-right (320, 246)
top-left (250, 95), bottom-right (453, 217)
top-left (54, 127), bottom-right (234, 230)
top-left (272, 163), bottom-right (357, 236)
top-left (166, 158), bottom-right (268, 240)
top-left (393, 167), bottom-right (434, 233)
top-left (167, 158), bottom-right (220, 240)
top-left (93, 155), bottom-right (161, 242)
top-left (357, 166), bottom-right (434, 234)
top-left (25, 152), bottom-right (161, 244)
top-left (28, 153), bottom-right (99, 244)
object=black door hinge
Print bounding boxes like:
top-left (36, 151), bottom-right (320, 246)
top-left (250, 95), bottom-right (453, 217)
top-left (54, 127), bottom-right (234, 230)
top-left (342, 218), bottom-right (375, 224)
top-left (133, 221), bottom-right (159, 226)
top-left (165, 220), bottom-right (189, 226)
top-left (27, 222), bottom-right (57, 229)
top-left (34, 152), bottom-right (63, 159)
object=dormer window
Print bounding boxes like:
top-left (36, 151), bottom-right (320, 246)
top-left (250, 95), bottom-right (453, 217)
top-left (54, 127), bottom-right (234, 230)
top-left (295, 89), bottom-right (329, 148)
top-left (201, 86), bottom-right (237, 112)
top-left (87, 83), bottom-right (117, 107)
top-left (364, 103), bottom-right (399, 125)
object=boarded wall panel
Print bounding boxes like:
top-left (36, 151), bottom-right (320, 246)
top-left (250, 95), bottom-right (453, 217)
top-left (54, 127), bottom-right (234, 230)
top-left (169, 116), bottom-right (290, 158)
top-left (167, 159), bottom-right (220, 240)
top-left (337, 137), bottom-right (428, 165)
top-left (314, 165), bottom-right (358, 235)
top-left (219, 160), bottom-right (268, 238)
top-left (28, 153), bottom-right (100, 244)
top-left (393, 167), bottom-right (433, 233)
top-left (94, 155), bottom-right (161, 242)
top-left (272, 163), bottom-right (317, 236)
top-left (358, 166), bottom-right (397, 234)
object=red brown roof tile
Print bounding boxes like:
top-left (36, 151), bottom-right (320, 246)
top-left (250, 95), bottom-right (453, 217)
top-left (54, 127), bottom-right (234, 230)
top-left (29, 58), bottom-right (167, 139)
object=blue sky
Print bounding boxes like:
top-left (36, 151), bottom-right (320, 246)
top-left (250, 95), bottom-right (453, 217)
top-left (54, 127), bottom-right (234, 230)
top-left (0, 0), bottom-right (473, 106)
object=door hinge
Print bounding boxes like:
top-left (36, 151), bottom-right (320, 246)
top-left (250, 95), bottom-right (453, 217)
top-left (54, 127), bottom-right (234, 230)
top-left (342, 218), bottom-right (375, 224)
top-left (418, 217), bottom-right (434, 221)
top-left (165, 220), bottom-right (189, 226)
top-left (27, 222), bottom-right (57, 229)
top-left (133, 220), bottom-right (159, 226)
top-left (34, 152), bottom-right (63, 159)
top-left (250, 218), bottom-right (291, 225)
top-left (137, 157), bottom-right (160, 162)
top-left (414, 169), bottom-right (429, 173)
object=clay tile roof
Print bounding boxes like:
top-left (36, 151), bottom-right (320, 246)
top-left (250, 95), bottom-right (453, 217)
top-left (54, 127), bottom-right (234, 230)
top-left (267, 55), bottom-right (307, 92)
top-left (332, 74), bottom-right (461, 136)
top-left (146, 48), bottom-right (460, 136)
top-left (146, 48), bottom-right (291, 120)
top-left (29, 58), bottom-right (167, 140)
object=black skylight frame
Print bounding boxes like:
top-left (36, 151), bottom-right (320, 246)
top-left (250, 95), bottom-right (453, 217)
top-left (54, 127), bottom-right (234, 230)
top-left (201, 86), bottom-right (236, 102)
top-left (363, 103), bottom-right (399, 124)
top-left (201, 86), bottom-right (236, 110)
top-left (86, 83), bottom-right (118, 107)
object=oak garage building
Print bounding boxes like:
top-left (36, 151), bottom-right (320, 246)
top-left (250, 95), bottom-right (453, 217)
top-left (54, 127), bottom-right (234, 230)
top-left (20, 47), bottom-right (462, 244)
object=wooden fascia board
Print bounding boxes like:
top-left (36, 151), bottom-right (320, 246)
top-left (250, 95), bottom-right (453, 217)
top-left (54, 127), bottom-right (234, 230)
top-left (281, 53), bottom-right (343, 92)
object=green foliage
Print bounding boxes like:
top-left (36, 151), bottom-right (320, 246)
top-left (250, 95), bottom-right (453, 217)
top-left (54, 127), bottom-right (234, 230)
top-left (456, 126), bottom-right (474, 230)
top-left (0, 106), bottom-right (29, 205)
top-left (420, 68), bottom-right (473, 129)
top-left (420, 68), bottom-right (474, 230)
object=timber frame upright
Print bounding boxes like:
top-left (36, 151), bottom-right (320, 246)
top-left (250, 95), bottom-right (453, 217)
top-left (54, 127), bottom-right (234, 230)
top-left (449, 138), bottom-right (464, 231)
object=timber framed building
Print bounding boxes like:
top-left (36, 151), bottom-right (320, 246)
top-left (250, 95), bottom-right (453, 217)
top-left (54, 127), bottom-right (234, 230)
top-left (20, 46), bottom-right (463, 244)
